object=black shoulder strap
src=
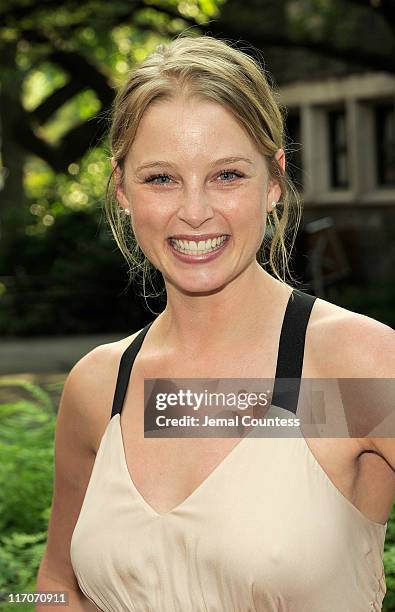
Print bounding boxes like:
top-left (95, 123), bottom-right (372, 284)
top-left (111, 322), bottom-right (154, 418)
top-left (110, 289), bottom-right (316, 419)
top-left (271, 289), bottom-right (317, 414)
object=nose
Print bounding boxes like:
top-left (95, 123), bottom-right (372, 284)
top-left (176, 187), bottom-right (215, 227)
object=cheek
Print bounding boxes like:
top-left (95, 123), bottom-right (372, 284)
top-left (230, 192), bottom-right (268, 253)
top-left (227, 189), bottom-right (266, 229)
top-left (129, 196), bottom-right (170, 252)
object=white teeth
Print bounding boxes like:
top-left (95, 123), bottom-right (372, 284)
top-left (170, 235), bottom-right (227, 255)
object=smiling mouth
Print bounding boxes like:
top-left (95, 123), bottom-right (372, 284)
top-left (168, 235), bottom-right (229, 255)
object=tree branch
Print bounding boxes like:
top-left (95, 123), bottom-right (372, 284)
top-left (47, 50), bottom-right (114, 107)
top-left (32, 81), bottom-right (85, 123)
top-left (13, 101), bottom-right (109, 172)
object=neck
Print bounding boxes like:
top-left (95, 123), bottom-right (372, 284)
top-left (154, 262), bottom-right (292, 356)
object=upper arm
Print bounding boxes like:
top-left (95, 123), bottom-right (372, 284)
top-left (363, 319), bottom-right (395, 469)
top-left (38, 342), bottom-right (120, 589)
top-left (317, 309), bottom-right (395, 468)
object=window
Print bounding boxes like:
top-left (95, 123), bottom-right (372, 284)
top-left (327, 109), bottom-right (349, 188)
top-left (375, 102), bottom-right (395, 186)
top-left (285, 111), bottom-right (303, 191)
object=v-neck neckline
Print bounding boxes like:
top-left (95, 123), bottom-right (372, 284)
top-left (115, 412), bottom-right (253, 518)
top-left (110, 286), bottom-right (297, 519)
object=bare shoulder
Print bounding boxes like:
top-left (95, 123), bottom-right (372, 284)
top-left (64, 328), bottom-right (145, 453)
top-left (307, 295), bottom-right (395, 456)
top-left (38, 328), bottom-right (145, 590)
top-left (308, 295), bottom-right (394, 378)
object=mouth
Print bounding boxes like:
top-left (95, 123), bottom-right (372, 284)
top-left (166, 234), bottom-right (231, 262)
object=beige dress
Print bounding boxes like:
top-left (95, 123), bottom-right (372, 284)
top-left (70, 289), bottom-right (387, 611)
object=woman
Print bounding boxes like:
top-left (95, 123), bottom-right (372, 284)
top-left (36, 35), bottom-right (395, 611)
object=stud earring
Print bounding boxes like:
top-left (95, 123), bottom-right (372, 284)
top-left (271, 201), bottom-right (277, 208)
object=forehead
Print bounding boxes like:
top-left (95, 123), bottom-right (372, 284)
top-left (127, 96), bottom-right (262, 167)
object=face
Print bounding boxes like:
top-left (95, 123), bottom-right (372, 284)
top-left (112, 96), bottom-right (284, 295)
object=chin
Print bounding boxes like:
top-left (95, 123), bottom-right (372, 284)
top-left (166, 274), bottom-right (230, 296)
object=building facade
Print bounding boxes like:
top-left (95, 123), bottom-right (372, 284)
top-left (278, 71), bottom-right (395, 289)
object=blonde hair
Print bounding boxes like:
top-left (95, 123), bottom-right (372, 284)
top-left (105, 34), bottom-right (303, 299)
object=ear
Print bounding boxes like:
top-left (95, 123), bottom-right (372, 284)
top-left (111, 157), bottom-right (130, 212)
top-left (267, 148), bottom-right (285, 212)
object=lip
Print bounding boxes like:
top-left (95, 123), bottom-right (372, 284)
top-left (166, 234), bottom-right (230, 263)
top-left (168, 233), bottom-right (230, 241)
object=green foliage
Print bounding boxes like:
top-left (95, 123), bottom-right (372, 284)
top-left (23, 145), bottom-right (111, 232)
top-left (22, 63), bottom-right (68, 111)
top-left (40, 89), bottom-right (102, 144)
top-left (0, 381), bottom-right (57, 611)
top-left (0, 207), bottom-right (148, 336)
top-left (383, 505), bottom-right (395, 611)
top-left (0, 532), bottom-right (48, 602)
top-left (0, 383), bottom-right (55, 535)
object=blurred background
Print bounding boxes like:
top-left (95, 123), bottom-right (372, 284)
top-left (0, 0), bottom-right (394, 609)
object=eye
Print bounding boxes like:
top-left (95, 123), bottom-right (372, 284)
top-left (144, 173), bottom-right (173, 185)
top-left (143, 168), bottom-right (245, 186)
top-left (217, 169), bottom-right (244, 182)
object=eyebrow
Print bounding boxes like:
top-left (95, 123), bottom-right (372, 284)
top-left (135, 156), bottom-right (254, 173)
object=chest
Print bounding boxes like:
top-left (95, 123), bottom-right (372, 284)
top-left (72, 426), bottom-right (386, 612)
top-left (117, 352), bottom-right (366, 516)
top-left (100, 336), bottom-right (392, 525)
